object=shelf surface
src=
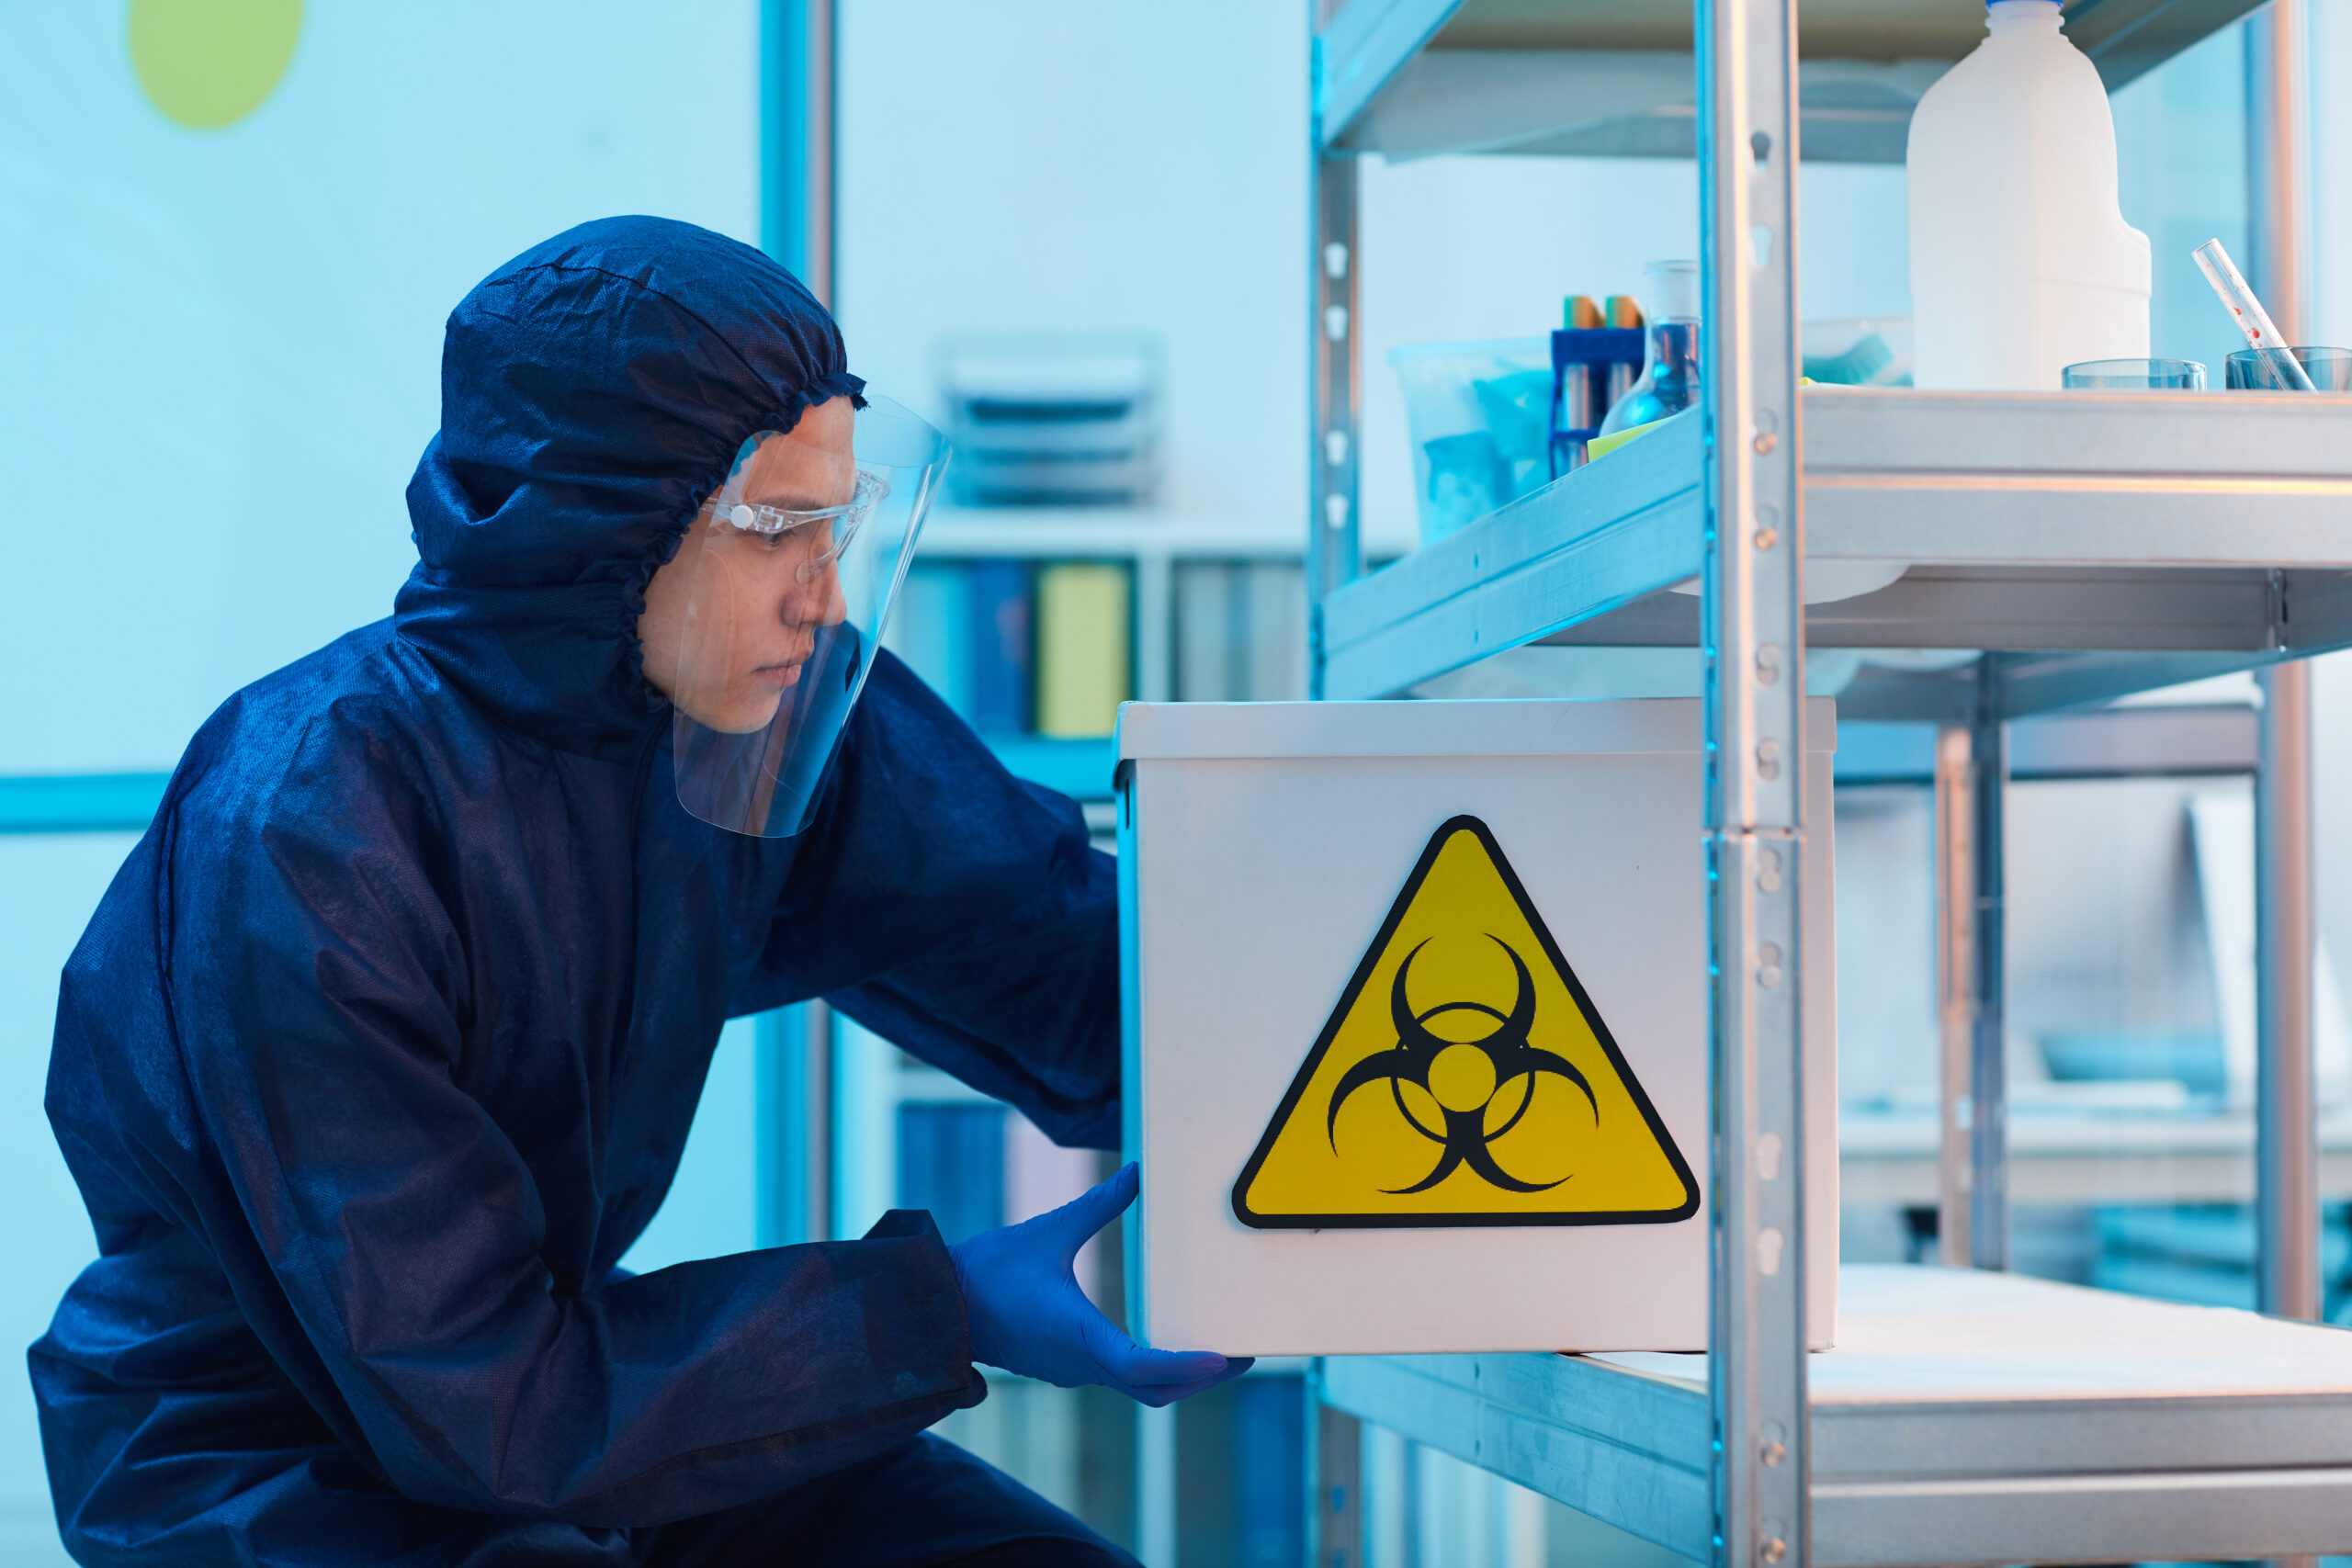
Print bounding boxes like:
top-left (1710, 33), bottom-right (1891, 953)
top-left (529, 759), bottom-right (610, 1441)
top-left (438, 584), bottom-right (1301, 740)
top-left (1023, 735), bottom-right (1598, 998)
top-left (1839, 1103), bottom-right (2352, 1204)
top-left (1318, 389), bottom-right (2352, 716)
top-left (1319, 1261), bottom-right (2352, 1565)
top-left (1318, 0), bottom-right (2268, 162)
top-left (1834, 704), bottom-right (2259, 783)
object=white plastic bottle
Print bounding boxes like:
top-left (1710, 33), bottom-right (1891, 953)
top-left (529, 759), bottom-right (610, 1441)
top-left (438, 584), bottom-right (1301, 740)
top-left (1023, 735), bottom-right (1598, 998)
top-left (1907, 0), bottom-right (2151, 389)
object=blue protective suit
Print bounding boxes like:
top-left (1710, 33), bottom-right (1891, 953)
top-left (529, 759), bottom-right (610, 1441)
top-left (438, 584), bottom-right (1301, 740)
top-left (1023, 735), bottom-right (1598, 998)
top-left (31, 218), bottom-right (1126, 1565)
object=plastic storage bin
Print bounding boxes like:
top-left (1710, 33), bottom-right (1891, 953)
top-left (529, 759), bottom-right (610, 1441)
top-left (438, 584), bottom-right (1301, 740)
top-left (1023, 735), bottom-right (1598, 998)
top-left (1803, 316), bottom-right (1915, 387)
top-left (1116, 698), bottom-right (1839, 1356)
top-left (1389, 339), bottom-right (1555, 547)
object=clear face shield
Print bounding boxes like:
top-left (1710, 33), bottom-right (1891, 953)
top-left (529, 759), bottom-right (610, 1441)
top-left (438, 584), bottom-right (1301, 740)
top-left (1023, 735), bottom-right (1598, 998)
top-left (667, 395), bottom-right (949, 837)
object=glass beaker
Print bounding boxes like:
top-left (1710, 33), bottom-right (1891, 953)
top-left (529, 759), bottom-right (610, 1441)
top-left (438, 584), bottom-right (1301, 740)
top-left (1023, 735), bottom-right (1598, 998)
top-left (1599, 260), bottom-right (1701, 437)
top-left (2223, 346), bottom-right (2352, 390)
top-left (2061, 358), bottom-right (2207, 389)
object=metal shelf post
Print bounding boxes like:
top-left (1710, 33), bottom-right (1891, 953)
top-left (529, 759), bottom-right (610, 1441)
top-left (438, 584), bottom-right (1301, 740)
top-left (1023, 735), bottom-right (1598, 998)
top-left (752, 0), bottom-right (838, 1264)
top-left (754, 1001), bottom-right (833, 1247)
top-left (1307, 0), bottom-right (1363, 699)
top-left (1967, 657), bottom-right (2010, 1270)
top-left (761, 0), bottom-right (835, 304)
top-left (1698, 0), bottom-right (1810, 1557)
top-left (1308, 150), bottom-right (1363, 697)
top-left (2258, 656), bottom-right (2319, 1317)
top-left (1307, 1390), bottom-right (1363, 1568)
top-left (2248, 0), bottom-right (2322, 1345)
top-left (1932, 725), bottom-right (1974, 1266)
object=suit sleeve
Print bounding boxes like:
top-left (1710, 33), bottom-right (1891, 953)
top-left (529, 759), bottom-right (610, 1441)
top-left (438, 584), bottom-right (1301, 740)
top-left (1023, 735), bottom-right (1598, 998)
top-left (740, 649), bottom-right (1123, 1149)
top-left (165, 758), bottom-right (985, 1526)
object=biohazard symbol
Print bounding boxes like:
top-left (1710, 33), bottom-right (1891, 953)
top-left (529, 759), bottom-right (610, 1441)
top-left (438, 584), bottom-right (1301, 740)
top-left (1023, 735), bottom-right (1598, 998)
top-left (1328, 938), bottom-right (1597, 1194)
top-left (1232, 816), bottom-right (1699, 1229)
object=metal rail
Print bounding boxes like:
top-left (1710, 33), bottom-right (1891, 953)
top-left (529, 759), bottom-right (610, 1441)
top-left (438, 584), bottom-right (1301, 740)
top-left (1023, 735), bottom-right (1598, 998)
top-left (1306, 3), bottom-right (1372, 1547)
top-left (1316, 0), bottom-right (1465, 146)
top-left (1306, 1387), bottom-right (1363, 1568)
top-left (1306, 152), bottom-right (1363, 696)
top-left (2258, 659), bottom-right (2319, 1319)
top-left (754, 1002), bottom-right (832, 1247)
top-left (1932, 726), bottom-right (1974, 1266)
top-left (1964, 659), bottom-right (2010, 1271)
top-left (2248, 0), bottom-right (2323, 1367)
top-left (1698, 0), bottom-right (1810, 1555)
top-left (762, 0), bottom-right (835, 304)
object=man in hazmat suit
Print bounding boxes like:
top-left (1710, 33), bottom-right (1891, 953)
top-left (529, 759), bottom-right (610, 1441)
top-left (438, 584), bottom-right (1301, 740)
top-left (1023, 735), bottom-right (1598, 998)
top-left (31, 216), bottom-right (1243, 1566)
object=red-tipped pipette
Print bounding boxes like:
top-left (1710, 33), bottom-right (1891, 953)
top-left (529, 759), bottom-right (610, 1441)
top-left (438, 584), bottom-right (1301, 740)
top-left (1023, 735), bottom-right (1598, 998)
top-left (2191, 238), bottom-right (2317, 390)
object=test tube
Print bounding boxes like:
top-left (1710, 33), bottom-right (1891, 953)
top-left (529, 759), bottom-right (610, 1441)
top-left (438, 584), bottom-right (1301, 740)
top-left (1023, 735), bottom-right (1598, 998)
top-left (1603, 296), bottom-right (1644, 407)
top-left (2191, 238), bottom-right (2317, 391)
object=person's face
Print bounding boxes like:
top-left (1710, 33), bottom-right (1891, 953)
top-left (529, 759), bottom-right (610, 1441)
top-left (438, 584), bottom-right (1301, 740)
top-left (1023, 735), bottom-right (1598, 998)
top-left (639, 397), bottom-right (855, 733)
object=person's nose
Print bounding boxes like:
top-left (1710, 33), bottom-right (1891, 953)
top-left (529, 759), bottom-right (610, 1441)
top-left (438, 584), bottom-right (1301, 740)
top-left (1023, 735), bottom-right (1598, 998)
top-left (779, 568), bottom-right (848, 630)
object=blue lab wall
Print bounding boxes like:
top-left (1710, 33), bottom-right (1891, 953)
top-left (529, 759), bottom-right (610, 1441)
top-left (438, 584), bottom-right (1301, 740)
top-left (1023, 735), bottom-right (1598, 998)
top-left (2111, 20), bottom-right (2253, 376)
top-left (0, 835), bottom-right (139, 1558)
top-left (0, 3), bottom-right (760, 1548)
top-left (836, 0), bottom-right (1309, 537)
top-left (1, 2), bottom-right (760, 777)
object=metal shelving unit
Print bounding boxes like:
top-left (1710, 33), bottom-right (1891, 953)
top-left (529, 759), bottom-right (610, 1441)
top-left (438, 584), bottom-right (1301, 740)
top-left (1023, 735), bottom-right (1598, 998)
top-left (1322, 1264), bottom-right (2352, 1567)
top-left (921, 504), bottom-right (1305, 731)
top-left (1318, 0), bottom-right (2275, 164)
top-left (1299, 1), bottom-right (2347, 1564)
top-left (1321, 390), bottom-right (2352, 712)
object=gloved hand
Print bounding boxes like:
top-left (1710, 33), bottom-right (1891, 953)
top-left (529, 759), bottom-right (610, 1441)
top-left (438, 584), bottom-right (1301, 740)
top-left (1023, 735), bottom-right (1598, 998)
top-left (949, 1162), bottom-right (1252, 1406)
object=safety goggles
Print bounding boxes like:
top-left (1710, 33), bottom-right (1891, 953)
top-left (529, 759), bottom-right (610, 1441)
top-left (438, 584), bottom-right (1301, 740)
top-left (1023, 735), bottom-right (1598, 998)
top-left (702, 469), bottom-right (889, 581)
top-left (667, 395), bottom-right (950, 838)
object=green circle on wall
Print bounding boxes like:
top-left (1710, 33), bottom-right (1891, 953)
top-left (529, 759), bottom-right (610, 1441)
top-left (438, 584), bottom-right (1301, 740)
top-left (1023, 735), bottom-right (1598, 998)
top-left (129, 0), bottom-right (302, 130)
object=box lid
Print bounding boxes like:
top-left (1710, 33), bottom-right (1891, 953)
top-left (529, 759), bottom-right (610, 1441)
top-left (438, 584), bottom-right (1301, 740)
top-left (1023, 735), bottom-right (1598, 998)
top-left (1115, 698), bottom-right (1838, 762)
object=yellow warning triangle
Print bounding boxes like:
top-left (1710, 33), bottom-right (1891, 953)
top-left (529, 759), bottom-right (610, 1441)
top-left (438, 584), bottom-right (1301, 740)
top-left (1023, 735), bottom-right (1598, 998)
top-left (1234, 816), bottom-right (1699, 1229)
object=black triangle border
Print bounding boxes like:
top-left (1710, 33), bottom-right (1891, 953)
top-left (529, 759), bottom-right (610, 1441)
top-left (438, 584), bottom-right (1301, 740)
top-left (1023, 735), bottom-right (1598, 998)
top-left (1230, 814), bottom-right (1702, 1230)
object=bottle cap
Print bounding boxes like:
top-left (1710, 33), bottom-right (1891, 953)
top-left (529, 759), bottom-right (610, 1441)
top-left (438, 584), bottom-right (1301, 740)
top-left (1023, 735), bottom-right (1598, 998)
top-left (1641, 260), bottom-right (1700, 323)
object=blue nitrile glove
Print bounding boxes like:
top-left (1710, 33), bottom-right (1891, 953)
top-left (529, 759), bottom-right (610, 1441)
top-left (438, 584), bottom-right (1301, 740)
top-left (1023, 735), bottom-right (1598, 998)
top-left (949, 1161), bottom-right (1252, 1406)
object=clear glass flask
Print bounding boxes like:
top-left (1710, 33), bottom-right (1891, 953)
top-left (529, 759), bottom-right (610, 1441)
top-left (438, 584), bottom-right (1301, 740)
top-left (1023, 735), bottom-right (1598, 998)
top-left (1599, 260), bottom-right (1701, 436)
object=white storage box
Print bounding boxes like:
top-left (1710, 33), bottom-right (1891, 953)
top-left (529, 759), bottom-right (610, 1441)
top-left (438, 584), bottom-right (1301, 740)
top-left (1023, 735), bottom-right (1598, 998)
top-left (1115, 698), bottom-right (1838, 1356)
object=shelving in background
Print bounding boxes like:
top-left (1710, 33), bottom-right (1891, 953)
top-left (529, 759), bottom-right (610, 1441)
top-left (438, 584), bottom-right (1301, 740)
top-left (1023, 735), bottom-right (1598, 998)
top-left (1035, 564), bottom-right (1135, 735)
top-left (887, 558), bottom-right (1131, 739)
top-left (895, 1104), bottom-right (1006, 1247)
top-left (937, 334), bottom-right (1165, 509)
top-left (884, 550), bottom-right (1310, 755)
top-left (1172, 560), bottom-right (1306, 703)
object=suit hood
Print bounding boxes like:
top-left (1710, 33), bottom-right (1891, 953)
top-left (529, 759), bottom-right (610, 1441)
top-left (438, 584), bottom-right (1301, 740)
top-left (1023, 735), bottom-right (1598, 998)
top-left (393, 216), bottom-right (864, 761)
